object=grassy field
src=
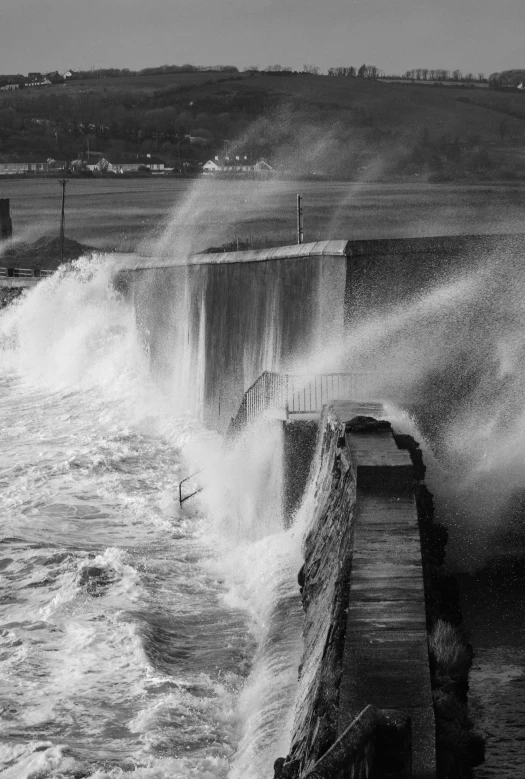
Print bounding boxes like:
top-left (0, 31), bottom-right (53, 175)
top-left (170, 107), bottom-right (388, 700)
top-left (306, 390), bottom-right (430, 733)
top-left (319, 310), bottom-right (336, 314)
top-left (1, 177), bottom-right (525, 258)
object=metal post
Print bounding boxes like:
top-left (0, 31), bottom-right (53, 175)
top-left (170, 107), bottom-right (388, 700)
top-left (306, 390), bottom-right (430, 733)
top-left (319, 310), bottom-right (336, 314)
top-left (297, 194), bottom-right (304, 244)
top-left (59, 179), bottom-right (68, 264)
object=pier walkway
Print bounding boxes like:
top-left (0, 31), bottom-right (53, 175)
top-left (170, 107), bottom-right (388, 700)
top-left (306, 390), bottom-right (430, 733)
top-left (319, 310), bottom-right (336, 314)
top-left (334, 401), bottom-right (435, 778)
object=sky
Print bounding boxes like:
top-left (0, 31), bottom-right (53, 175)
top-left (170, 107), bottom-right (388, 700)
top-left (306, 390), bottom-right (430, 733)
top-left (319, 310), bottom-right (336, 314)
top-left (1, 0), bottom-right (524, 77)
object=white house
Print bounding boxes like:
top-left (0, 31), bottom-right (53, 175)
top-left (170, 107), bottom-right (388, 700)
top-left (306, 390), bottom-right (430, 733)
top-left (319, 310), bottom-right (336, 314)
top-left (202, 156), bottom-right (274, 174)
top-left (202, 159), bottom-right (221, 172)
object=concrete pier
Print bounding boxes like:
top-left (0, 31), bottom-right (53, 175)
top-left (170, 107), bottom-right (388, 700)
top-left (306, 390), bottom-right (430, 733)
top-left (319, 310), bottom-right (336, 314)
top-left (279, 401), bottom-right (436, 778)
top-left (335, 403), bottom-right (436, 778)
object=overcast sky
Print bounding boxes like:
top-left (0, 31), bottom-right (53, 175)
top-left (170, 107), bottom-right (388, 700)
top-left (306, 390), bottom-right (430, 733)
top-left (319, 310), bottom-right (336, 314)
top-left (2, 0), bottom-right (523, 76)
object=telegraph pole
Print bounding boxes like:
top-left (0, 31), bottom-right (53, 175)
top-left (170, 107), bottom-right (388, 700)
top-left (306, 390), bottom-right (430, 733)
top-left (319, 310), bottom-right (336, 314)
top-left (297, 194), bottom-right (304, 244)
top-left (59, 179), bottom-right (68, 264)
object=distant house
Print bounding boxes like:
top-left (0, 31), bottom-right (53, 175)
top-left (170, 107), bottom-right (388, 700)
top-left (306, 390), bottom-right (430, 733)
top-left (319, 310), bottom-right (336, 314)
top-left (27, 73), bottom-right (52, 87)
top-left (47, 159), bottom-right (65, 171)
top-left (61, 70), bottom-right (76, 80)
top-left (254, 160), bottom-right (274, 172)
top-left (80, 154), bottom-right (166, 173)
top-left (46, 71), bottom-right (64, 84)
top-left (202, 156), bottom-right (274, 174)
top-left (0, 74), bottom-right (25, 89)
top-left (202, 159), bottom-right (221, 172)
top-left (0, 161), bottom-right (50, 175)
top-left (0, 83), bottom-right (20, 91)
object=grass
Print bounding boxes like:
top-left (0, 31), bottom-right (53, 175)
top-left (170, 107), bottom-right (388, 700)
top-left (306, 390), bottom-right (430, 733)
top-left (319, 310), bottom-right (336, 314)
top-left (428, 620), bottom-right (485, 778)
top-left (429, 619), bottom-right (473, 687)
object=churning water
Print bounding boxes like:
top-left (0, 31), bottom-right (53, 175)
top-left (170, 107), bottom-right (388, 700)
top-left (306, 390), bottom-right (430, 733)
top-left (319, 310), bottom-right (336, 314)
top-left (0, 257), bottom-right (304, 778)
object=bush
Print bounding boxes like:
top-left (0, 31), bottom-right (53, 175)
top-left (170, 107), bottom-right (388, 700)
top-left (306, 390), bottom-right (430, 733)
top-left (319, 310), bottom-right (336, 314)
top-left (429, 620), bottom-right (473, 686)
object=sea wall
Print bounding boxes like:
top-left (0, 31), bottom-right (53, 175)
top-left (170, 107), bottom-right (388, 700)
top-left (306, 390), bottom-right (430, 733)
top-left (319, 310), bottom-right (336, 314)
top-left (344, 232), bottom-right (525, 324)
top-left (122, 246), bottom-right (346, 431)
top-left (119, 231), bottom-right (525, 434)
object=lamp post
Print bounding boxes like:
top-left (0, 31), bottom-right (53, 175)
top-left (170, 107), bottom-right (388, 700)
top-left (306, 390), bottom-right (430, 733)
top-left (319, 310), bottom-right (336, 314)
top-left (59, 179), bottom-right (68, 264)
top-left (297, 194), bottom-right (304, 244)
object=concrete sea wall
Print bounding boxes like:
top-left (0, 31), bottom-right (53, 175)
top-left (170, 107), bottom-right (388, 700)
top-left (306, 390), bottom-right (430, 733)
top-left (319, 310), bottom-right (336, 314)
top-left (122, 245), bottom-right (346, 431)
top-left (118, 232), bottom-right (525, 434)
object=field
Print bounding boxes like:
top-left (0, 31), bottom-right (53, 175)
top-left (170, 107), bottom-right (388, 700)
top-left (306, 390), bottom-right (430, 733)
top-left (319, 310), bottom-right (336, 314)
top-left (2, 177), bottom-right (525, 259)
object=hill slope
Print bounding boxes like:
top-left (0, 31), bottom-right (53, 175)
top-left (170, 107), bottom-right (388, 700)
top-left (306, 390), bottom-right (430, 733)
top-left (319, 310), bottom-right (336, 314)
top-left (1, 72), bottom-right (524, 180)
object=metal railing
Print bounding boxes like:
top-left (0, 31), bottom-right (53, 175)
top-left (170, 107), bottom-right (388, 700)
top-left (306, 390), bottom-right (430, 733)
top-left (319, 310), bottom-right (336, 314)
top-left (291, 705), bottom-right (411, 779)
top-left (0, 266), bottom-right (55, 280)
top-left (178, 469), bottom-right (204, 506)
top-left (230, 371), bottom-right (367, 431)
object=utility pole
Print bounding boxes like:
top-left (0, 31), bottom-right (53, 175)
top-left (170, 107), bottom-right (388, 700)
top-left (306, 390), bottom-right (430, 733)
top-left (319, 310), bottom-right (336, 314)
top-left (297, 194), bottom-right (304, 244)
top-left (59, 179), bottom-right (68, 264)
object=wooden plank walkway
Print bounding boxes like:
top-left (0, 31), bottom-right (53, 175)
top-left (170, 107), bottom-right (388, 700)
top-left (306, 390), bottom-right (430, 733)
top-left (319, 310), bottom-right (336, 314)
top-left (331, 403), bottom-right (436, 779)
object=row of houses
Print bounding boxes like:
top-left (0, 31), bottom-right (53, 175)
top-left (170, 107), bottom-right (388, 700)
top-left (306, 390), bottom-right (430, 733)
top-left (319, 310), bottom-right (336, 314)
top-left (71, 154), bottom-right (166, 173)
top-left (0, 160), bottom-right (59, 174)
top-left (0, 155), bottom-right (165, 175)
top-left (202, 156), bottom-right (274, 173)
top-left (0, 70), bottom-right (76, 91)
top-left (0, 154), bottom-right (275, 176)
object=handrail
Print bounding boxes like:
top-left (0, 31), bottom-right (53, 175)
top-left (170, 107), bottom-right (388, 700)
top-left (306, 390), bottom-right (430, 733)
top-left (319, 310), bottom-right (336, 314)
top-left (178, 469), bottom-right (205, 506)
top-left (0, 266), bottom-right (55, 280)
top-left (275, 705), bottom-right (411, 779)
top-left (228, 371), bottom-right (367, 436)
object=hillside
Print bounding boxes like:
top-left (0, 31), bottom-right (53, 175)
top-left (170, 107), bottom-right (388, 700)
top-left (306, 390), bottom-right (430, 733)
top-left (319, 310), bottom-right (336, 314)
top-left (1, 71), bottom-right (525, 180)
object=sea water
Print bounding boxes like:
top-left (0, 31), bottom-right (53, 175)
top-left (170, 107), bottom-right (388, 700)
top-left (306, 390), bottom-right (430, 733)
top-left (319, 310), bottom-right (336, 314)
top-left (0, 257), bottom-right (304, 778)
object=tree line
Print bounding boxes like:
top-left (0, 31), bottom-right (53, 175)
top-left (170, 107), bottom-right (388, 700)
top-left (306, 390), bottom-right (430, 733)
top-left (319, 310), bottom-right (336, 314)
top-left (74, 64), bottom-right (240, 80)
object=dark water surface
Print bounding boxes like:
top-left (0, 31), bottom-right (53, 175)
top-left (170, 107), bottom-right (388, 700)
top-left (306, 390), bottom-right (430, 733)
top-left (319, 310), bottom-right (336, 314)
top-left (459, 558), bottom-right (525, 778)
top-left (2, 178), bottom-right (525, 253)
